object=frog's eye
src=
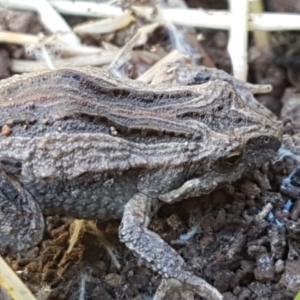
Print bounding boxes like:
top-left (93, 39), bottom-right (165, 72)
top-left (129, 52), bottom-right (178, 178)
top-left (212, 151), bottom-right (242, 173)
top-left (194, 70), bottom-right (211, 83)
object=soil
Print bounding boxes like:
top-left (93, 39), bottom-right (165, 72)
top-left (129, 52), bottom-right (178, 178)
top-left (1, 1), bottom-right (300, 300)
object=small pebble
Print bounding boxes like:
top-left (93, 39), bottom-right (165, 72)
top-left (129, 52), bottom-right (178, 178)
top-left (275, 259), bottom-right (285, 274)
top-left (291, 199), bottom-right (300, 220)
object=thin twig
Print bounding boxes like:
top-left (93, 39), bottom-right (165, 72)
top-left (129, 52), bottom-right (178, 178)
top-left (0, 255), bottom-right (37, 300)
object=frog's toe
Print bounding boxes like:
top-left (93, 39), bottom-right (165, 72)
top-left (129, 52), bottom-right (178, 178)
top-left (0, 172), bottom-right (44, 252)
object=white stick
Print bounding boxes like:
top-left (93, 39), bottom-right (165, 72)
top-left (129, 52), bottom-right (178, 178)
top-left (249, 13), bottom-right (300, 31)
top-left (227, 0), bottom-right (248, 81)
top-left (48, 0), bottom-right (123, 17)
top-left (46, 1), bottom-right (300, 31)
top-left (0, 0), bottom-right (80, 45)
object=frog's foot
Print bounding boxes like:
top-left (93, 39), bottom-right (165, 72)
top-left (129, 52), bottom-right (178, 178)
top-left (0, 170), bottom-right (44, 252)
top-left (119, 193), bottom-right (223, 300)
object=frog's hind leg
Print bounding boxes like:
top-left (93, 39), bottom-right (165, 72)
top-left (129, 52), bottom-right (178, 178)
top-left (119, 192), bottom-right (223, 300)
top-left (0, 170), bottom-right (44, 253)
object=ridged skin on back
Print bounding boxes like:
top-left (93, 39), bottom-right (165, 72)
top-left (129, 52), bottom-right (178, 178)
top-left (0, 67), bottom-right (282, 220)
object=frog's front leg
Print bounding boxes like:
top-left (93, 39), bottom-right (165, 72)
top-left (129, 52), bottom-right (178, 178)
top-left (119, 192), bottom-right (223, 300)
top-left (0, 169), bottom-right (44, 252)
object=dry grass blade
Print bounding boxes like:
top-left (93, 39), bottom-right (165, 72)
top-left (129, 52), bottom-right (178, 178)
top-left (11, 52), bottom-right (118, 73)
top-left (58, 44), bottom-right (105, 56)
top-left (0, 255), bottom-right (36, 300)
top-left (73, 12), bottom-right (136, 34)
top-left (25, 34), bottom-right (106, 58)
top-left (109, 23), bottom-right (161, 77)
top-left (0, 32), bottom-right (38, 45)
top-left (11, 49), bottom-right (160, 73)
top-left (36, 35), bottom-right (106, 57)
top-left (67, 219), bottom-right (85, 254)
top-left (0, 287), bottom-right (11, 300)
top-left (0, 32), bottom-right (104, 57)
top-left (138, 50), bottom-right (188, 83)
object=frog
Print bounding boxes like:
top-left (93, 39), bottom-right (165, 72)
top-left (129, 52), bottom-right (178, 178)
top-left (0, 65), bottom-right (282, 300)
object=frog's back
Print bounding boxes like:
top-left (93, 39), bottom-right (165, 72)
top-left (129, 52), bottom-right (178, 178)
top-left (0, 67), bottom-right (281, 219)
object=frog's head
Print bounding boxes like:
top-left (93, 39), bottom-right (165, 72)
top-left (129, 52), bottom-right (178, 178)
top-left (188, 80), bottom-right (282, 171)
top-left (202, 128), bottom-right (281, 191)
top-left (212, 131), bottom-right (282, 175)
top-left (159, 81), bottom-right (282, 203)
top-left (209, 81), bottom-right (282, 174)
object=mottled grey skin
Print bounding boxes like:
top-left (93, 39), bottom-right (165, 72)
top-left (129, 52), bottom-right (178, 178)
top-left (0, 67), bottom-right (282, 300)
